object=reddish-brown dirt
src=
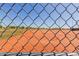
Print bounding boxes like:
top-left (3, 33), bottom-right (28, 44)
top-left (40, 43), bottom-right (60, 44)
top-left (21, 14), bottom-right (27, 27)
top-left (0, 29), bottom-right (79, 52)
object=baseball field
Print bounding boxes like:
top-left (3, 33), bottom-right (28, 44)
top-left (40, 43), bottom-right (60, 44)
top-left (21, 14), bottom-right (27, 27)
top-left (0, 27), bottom-right (79, 52)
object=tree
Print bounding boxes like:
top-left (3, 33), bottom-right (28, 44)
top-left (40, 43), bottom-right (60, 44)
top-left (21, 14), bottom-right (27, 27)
top-left (9, 26), bottom-right (16, 29)
top-left (0, 25), bottom-right (2, 28)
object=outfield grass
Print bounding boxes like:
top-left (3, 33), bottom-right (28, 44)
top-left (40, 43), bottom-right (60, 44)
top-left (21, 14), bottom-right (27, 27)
top-left (0, 27), bottom-right (27, 39)
top-left (0, 26), bottom-right (45, 39)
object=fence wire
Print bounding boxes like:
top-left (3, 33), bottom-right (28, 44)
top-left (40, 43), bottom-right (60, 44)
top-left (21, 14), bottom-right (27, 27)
top-left (0, 3), bottom-right (79, 56)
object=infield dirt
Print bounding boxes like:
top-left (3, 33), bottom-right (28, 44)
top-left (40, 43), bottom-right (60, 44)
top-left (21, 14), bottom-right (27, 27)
top-left (0, 29), bottom-right (79, 52)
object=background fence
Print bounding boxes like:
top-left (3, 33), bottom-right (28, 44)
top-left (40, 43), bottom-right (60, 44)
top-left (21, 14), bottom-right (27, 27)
top-left (0, 3), bottom-right (79, 56)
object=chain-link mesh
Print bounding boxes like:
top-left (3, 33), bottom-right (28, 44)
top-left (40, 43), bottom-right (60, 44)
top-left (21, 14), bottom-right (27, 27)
top-left (0, 3), bottom-right (79, 56)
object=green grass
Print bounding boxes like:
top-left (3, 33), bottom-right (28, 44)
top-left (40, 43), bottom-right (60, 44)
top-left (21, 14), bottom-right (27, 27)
top-left (0, 27), bottom-right (27, 39)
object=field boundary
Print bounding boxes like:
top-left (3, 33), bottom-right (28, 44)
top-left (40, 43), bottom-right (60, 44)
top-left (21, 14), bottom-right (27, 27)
top-left (0, 52), bottom-right (78, 56)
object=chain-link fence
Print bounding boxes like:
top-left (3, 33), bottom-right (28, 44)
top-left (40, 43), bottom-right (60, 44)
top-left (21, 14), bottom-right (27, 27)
top-left (0, 3), bottom-right (79, 56)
